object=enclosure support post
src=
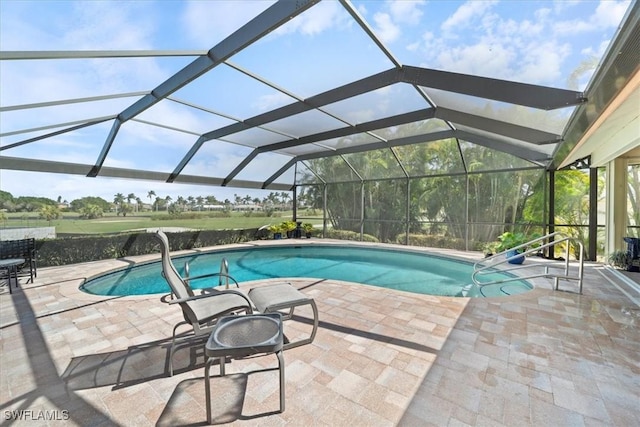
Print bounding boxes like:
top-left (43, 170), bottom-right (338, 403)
top-left (292, 185), bottom-right (298, 222)
top-left (606, 158), bottom-right (627, 254)
top-left (588, 167), bottom-right (598, 261)
top-left (542, 168), bottom-right (548, 236)
top-left (405, 178), bottom-right (410, 246)
top-left (465, 174), bottom-right (469, 252)
top-left (322, 184), bottom-right (327, 238)
top-left (548, 169), bottom-right (555, 258)
top-left (360, 181), bottom-right (365, 241)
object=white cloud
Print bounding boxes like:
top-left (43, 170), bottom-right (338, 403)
top-left (388, 0), bottom-right (425, 25)
top-left (182, 1), bottom-right (274, 47)
top-left (437, 42), bottom-right (515, 79)
top-left (63, 1), bottom-right (154, 50)
top-left (518, 41), bottom-right (570, 84)
top-left (592, 0), bottom-right (631, 28)
top-left (441, 1), bottom-right (498, 33)
top-left (253, 92), bottom-right (294, 112)
top-left (373, 12), bottom-right (401, 44)
top-left (554, 0), bottom-right (631, 35)
top-left (273, 1), bottom-right (343, 37)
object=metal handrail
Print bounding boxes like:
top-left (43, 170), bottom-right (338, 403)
top-left (184, 257), bottom-right (232, 289)
top-left (219, 258), bottom-right (229, 288)
top-left (472, 232), bottom-right (584, 294)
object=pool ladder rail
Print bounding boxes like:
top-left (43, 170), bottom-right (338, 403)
top-left (472, 232), bottom-right (585, 294)
top-left (176, 257), bottom-right (237, 299)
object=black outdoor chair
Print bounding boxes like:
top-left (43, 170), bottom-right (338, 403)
top-left (0, 238), bottom-right (37, 283)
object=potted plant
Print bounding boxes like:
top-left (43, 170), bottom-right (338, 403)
top-left (268, 224), bottom-right (282, 240)
top-left (607, 250), bottom-right (631, 270)
top-left (281, 220), bottom-right (297, 238)
top-left (482, 241), bottom-right (501, 258)
top-left (495, 231), bottom-right (540, 264)
top-left (302, 223), bottom-right (315, 238)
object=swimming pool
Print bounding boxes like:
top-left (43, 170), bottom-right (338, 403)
top-left (80, 244), bottom-right (532, 298)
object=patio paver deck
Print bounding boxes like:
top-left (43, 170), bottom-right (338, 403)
top-left (1, 243), bottom-right (638, 426)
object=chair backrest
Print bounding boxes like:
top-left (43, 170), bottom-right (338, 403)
top-left (153, 230), bottom-right (194, 300)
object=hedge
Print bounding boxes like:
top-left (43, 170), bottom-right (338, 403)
top-left (34, 228), bottom-right (264, 267)
top-left (324, 229), bottom-right (379, 243)
top-left (399, 233), bottom-right (469, 250)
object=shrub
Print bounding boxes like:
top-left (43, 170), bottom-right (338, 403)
top-left (325, 229), bottom-right (379, 242)
top-left (34, 228), bottom-right (260, 267)
top-left (400, 233), bottom-right (466, 250)
top-left (607, 250), bottom-right (631, 269)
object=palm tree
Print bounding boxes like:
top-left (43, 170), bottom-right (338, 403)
top-left (165, 195), bottom-right (172, 212)
top-left (80, 204), bottom-right (103, 219)
top-left (280, 192), bottom-right (291, 206)
top-left (39, 205), bottom-right (61, 224)
top-left (147, 190), bottom-right (156, 211)
top-left (113, 193), bottom-right (125, 216)
top-left (127, 193), bottom-right (136, 213)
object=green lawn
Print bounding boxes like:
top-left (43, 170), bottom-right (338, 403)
top-left (1, 211), bottom-right (322, 235)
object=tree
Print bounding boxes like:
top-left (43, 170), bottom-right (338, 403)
top-left (119, 203), bottom-right (133, 217)
top-left (147, 190), bottom-right (156, 211)
top-left (154, 197), bottom-right (164, 211)
top-left (176, 196), bottom-right (186, 212)
top-left (127, 193), bottom-right (136, 213)
top-left (38, 205), bottom-right (61, 224)
top-left (280, 192), bottom-right (291, 205)
top-left (70, 196), bottom-right (110, 212)
top-left (305, 130), bottom-right (546, 245)
top-left (79, 204), bottom-right (104, 219)
top-left (113, 193), bottom-right (125, 216)
top-left (164, 196), bottom-right (172, 212)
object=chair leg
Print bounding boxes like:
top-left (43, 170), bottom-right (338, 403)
top-left (219, 356), bottom-right (226, 376)
top-left (169, 321), bottom-right (188, 376)
top-left (309, 299), bottom-right (319, 343)
top-left (277, 350), bottom-right (285, 413)
top-left (205, 357), bottom-right (213, 424)
top-left (281, 300), bottom-right (319, 350)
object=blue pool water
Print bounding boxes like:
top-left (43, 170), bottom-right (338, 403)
top-left (80, 245), bottom-right (532, 297)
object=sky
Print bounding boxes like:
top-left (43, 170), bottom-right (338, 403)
top-left (0, 0), bottom-right (632, 204)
